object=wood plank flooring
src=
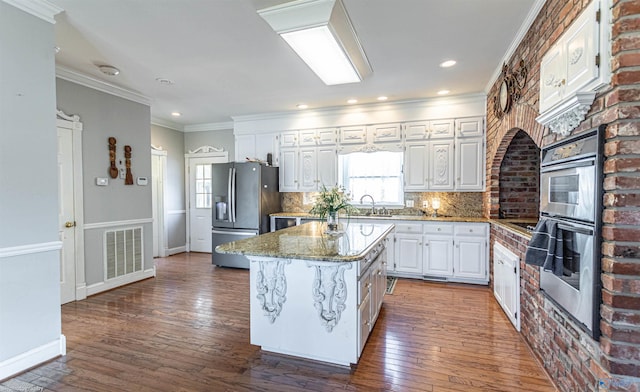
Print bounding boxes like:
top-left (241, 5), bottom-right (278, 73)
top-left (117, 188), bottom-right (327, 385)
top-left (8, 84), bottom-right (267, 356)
top-left (2, 252), bottom-right (557, 391)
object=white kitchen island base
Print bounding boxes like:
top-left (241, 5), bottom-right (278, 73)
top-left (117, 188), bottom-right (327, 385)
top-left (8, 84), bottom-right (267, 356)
top-left (217, 221), bottom-right (392, 367)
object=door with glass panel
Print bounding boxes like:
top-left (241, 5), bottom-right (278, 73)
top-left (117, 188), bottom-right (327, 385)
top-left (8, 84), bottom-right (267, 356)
top-left (188, 158), bottom-right (218, 252)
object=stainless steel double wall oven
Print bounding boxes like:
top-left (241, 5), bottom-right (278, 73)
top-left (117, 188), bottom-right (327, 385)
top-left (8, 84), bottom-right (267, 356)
top-left (539, 125), bottom-right (605, 338)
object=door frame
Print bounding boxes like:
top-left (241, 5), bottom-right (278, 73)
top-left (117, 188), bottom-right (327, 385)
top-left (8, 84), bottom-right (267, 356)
top-left (151, 145), bottom-right (168, 257)
top-left (56, 109), bottom-right (86, 301)
top-left (184, 146), bottom-right (228, 252)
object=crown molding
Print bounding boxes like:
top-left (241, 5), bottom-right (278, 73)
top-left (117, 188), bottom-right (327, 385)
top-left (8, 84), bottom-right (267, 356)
top-left (231, 93), bottom-right (487, 124)
top-left (2, 0), bottom-right (62, 23)
top-left (484, 0), bottom-right (547, 93)
top-left (183, 122), bottom-right (234, 132)
top-left (56, 65), bottom-right (151, 106)
top-left (151, 117), bottom-right (184, 132)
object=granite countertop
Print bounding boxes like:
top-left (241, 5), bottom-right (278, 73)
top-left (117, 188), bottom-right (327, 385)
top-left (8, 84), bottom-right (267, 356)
top-left (216, 221), bottom-right (394, 262)
top-left (489, 218), bottom-right (538, 239)
top-left (271, 212), bottom-right (488, 223)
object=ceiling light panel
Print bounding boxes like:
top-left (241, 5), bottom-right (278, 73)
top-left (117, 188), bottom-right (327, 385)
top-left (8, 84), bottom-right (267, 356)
top-left (258, 0), bottom-right (371, 86)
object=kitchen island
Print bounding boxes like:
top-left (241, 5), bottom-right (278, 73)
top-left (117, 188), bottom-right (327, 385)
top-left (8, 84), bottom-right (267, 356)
top-left (216, 221), bottom-right (394, 366)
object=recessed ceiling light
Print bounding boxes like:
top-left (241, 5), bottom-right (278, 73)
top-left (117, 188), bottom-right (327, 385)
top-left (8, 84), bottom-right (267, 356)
top-left (440, 60), bottom-right (457, 68)
top-left (347, 99), bottom-right (358, 104)
top-left (377, 96), bottom-right (388, 101)
top-left (297, 104), bottom-right (308, 109)
top-left (171, 112), bottom-right (182, 117)
top-left (98, 65), bottom-right (120, 76)
top-left (437, 90), bottom-right (450, 95)
top-left (156, 78), bottom-right (174, 86)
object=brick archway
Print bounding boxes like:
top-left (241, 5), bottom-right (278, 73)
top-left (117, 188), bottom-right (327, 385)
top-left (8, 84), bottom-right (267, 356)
top-left (485, 103), bottom-right (545, 218)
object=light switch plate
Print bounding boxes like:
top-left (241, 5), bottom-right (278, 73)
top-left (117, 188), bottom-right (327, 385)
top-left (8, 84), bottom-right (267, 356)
top-left (137, 177), bottom-right (148, 186)
top-left (406, 200), bottom-right (414, 207)
top-left (96, 177), bottom-right (108, 186)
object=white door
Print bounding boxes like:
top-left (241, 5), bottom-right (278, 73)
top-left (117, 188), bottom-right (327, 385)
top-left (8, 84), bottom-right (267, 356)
top-left (188, 156), bottom-right (227, 252)
top-left (423, 236), bottom-right (454, 277)
top-left (58, 126), bottom-right (76, 304)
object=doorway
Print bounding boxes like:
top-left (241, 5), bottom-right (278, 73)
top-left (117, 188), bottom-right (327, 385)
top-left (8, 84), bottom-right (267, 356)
top-left (56, 110), bottom-right (86, 304)
top-left (184, 147), bottom-right (228, 253)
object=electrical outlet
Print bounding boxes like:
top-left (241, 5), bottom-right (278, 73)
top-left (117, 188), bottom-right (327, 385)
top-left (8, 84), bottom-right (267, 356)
top-left (422, 200), bottom-right (429, 209)
top-left (406, 200), bottom-right (414, 208)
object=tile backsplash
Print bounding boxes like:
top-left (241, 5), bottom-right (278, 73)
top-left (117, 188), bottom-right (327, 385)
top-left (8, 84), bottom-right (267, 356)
top-left (282, 192), bottom-right (484, 217)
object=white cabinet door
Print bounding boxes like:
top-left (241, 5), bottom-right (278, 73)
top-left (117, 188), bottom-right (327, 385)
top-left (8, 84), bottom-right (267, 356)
top-left (299, 147), bottom-right (317, 191)
top-left (423, 236), bottom-right (454, 277)
top-left (404, 142), bottom-right (429, 191)
top-left (255, 133), bottom-right (279, 165)
top-left (280, 131), bottom-right (298, 147)
top-left (394, 233), bottom-right (423, 274)
top-left (317, 128), bottom-right (338, 145)
top-left (540, 44), bottom-right (565, 112)
top-left (429, 140), bottom-right (455, 190)
top-left (454, 236), bottom-right (487, 281)
top-left (563, 7), bottom-right (598, 98)
top-left (317, 146), bottom-right (337, 188)
top-left (455, 117), bottom-right (484, 138)
top-left (298, 130), bottom-right (317, 146)
top-left (279, 148), bottom-right (298, 192)
top-left (403, 121), bottom-right (429, 140)
top-left (370, 123), bottom-right (401, 143)
top-left (429, 119), bottom-right (455, 139)
top-left (235, 134), bottom-right (255, 163)
top-left (455, 137), bottom-right (484, 191)
top-left (339, 125), bottom-right (367, 144)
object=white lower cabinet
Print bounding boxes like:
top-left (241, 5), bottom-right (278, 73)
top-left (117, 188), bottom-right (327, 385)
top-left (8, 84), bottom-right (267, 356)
top-left (357, 245), bottom-right (387, 356)
top-left (394, 230), bottom-right (423, 274)
top-left (388, 220), bottom-right (488, 285)
top-left (493, 242), bottom-right (520, 330)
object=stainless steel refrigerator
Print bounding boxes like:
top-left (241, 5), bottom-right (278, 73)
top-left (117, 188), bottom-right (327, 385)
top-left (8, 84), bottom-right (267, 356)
top-left (211, 162), bottom-right (280, 268)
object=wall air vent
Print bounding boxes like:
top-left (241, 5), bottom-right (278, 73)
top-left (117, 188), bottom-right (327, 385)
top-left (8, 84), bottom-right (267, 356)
top-left (105, 227), bottom-right (143, 279)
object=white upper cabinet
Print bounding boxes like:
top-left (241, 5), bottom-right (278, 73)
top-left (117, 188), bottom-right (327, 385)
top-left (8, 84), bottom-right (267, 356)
top-left (279, 128), bottom-right (337, 192)
top-left (236, 133), bottom-right (279, 164)
top-left (404, 142), bottom-right (429, 191)
top-left (455, 117), bottom-right (484, 138)
top-left (429, 140), bottom-right (455, 191)
top-left (403, 120), bottom-right (454, 140)
top-left (370, 123), bottom-right (402, 143)
top-left (455, 137), bottom-right (484, 191)
top-left (339, 125), bottom-right (367, 144)
top-left (539, 0), bottom-right (603, 114)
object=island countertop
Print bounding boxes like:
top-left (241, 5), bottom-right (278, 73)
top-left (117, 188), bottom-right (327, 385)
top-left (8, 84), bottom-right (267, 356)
top-left (216, 221), bottom-right (394, 262)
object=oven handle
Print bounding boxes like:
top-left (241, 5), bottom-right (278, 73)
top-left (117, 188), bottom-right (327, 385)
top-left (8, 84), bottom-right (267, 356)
top-left (557, 223), bottom-right (594, 236)
top-left (541, 159), bottom-right (594, 172)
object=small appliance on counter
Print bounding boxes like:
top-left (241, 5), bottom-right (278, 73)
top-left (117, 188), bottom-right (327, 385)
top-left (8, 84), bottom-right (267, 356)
top-left (211, 162), bottom-right (280, 268)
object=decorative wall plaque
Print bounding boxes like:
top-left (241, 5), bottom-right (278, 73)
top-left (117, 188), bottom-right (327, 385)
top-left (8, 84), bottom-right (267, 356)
top-left (493, 60), bottom-right (528, 119)
top-left (108, 137), bottom-right (118, 179)
top-left (124, 145), bottom-right (133, 185)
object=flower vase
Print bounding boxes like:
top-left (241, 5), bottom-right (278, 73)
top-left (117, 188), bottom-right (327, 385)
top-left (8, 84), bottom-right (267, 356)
top-left (326, 211), bottom-right (339, 233)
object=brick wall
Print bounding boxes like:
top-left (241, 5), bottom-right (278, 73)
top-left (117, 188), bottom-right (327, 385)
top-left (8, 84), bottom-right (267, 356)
top-left (498, 131), bottom-right (540, 219)
top-left (486, 0), bottom-right (640, 390)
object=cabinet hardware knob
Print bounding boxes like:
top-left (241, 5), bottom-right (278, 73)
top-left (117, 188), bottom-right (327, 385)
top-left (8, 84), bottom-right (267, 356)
top-left (65, 221), bottom-right (75, 228)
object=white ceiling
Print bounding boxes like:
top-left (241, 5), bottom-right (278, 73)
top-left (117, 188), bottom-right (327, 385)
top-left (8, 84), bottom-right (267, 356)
top-left (49, 0), bottom-right (540, 129)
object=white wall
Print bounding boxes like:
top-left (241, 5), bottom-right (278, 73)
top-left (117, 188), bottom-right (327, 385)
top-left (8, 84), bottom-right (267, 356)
top-left (0, 1), bottom-right (64, 378)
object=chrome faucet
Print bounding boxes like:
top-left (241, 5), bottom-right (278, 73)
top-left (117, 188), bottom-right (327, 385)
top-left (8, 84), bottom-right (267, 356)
top-left (360, 194), bottom-right (375, 215)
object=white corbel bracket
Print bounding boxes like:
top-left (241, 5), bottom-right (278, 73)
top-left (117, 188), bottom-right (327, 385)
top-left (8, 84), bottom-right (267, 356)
top-left (536, 92), bottom-right (596, 136)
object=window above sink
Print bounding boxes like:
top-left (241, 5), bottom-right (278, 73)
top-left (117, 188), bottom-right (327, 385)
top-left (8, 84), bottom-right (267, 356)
top-left (338, 151), bottom-right (404, 207)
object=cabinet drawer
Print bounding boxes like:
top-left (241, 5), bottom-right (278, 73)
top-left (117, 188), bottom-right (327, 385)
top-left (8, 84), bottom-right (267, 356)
top-left (454, 224), bottom-right (487, 236)
top-left (371, 124), bottom-right (401, 142)
top-left (394, 223), bottom-right (423, 233)
top-left (423, 223), bottom-right (454, 235)
top-left (358, 272), bottom-right (371, 305)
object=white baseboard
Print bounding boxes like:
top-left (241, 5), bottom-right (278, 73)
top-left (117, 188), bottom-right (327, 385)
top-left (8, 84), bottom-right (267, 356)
top-left (167, 246), bottom-right (186, 256)
top-left (86, 267), bottom-right (156, 296)
top-left (75, 284), bottom-right (87, 301)
top-left (0, 335), bottom-right (66, 381)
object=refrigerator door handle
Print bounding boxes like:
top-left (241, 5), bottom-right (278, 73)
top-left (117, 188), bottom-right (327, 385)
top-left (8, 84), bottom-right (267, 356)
top-left (227, 167), bottom-right (233, 222)
top-left (231, 167), bottom-right (237, 223)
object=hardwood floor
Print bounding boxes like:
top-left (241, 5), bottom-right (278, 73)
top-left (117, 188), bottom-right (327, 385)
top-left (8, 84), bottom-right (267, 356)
top-left (2, 253), bottom-right (556, 391)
